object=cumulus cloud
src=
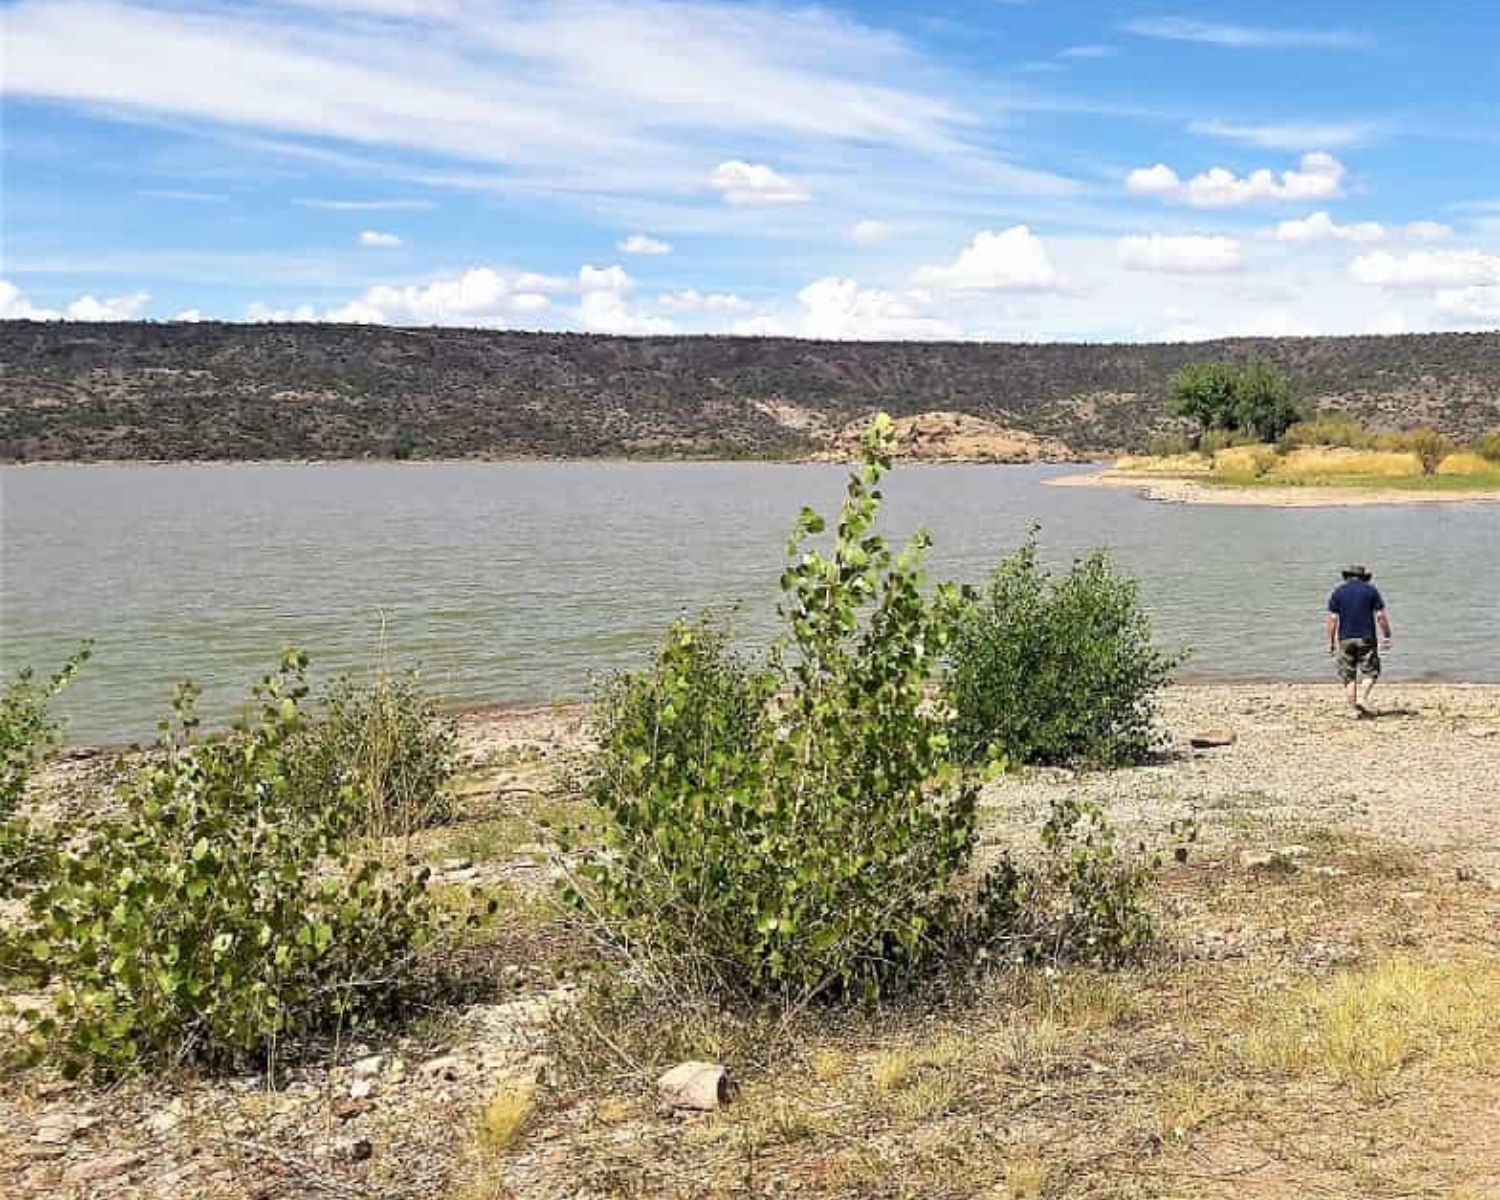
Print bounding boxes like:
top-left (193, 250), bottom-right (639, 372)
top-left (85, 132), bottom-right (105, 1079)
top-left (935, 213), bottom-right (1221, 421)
top-left (576, 291), bottom-right (674, 335)
top-left (618, 233), bottom-right (672, 255)
top-left (358, 229), bottom-right (402, 247)
top-left (709, 160), bottom-right (810, 205)
top-left (1349, 249), bottom-right (1500, 289)
top-left (173, 308), bottom-right (203, 322)
top-left (1405, 220), bottom-right (1452, 241)
top-left (1434, 286), bottom-right (1500, 324)
top-left (0, 280), bottom-right (151, 320)
top-left (1117, 234), bottom-right (1243, 273)
top-left (850, 219), bottom-right (893, 245)
top-left (578, 263), bottom-right (632, 294)
top-left (1127, 153), bottom-right (1345, 208)
top-left (656, 290), bottom-right (752, 313)
top-left (246, 301), bottom-right (320, 322)
top-left (322, 267), bottom-right (556, 324)
top-left (792, 277), bottom-right (956, 340)
top-left (911, 226), bottom-right (1059, 292)
top-left (1272, 211), bottom-right (1386, 243)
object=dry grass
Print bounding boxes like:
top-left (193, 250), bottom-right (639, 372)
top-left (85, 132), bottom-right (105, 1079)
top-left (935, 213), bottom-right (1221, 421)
top-left (1212, 444), bottom-right (1279, 477)
top-left (1436, 451), bottom-right (1499, 476)
top-left (1239, 955), bottom-right (1500, 1098)
top-left (1270, 446), bottom-right (1423, 479)
top-left (1114, 452), bottom-right (1212, 475)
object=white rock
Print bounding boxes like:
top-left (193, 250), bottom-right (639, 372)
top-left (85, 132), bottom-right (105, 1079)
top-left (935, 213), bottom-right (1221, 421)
top-left (656, 1061), bottom-right (733, 1111)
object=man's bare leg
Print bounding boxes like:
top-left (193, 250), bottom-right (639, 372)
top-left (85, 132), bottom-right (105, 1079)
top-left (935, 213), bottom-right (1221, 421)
top-left (1359, 672), bottom-right (1378, 712)
top-left (1344, 676), bottom-right (1361, 716)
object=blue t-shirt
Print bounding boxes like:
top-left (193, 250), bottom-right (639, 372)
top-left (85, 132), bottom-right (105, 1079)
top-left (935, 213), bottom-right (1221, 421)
top-left (1328, 579), bottom-right (1385, 641)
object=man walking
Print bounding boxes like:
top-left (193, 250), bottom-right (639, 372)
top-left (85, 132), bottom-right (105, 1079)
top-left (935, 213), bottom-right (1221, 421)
top-left (1326, 565), bottom-right (1393, 718)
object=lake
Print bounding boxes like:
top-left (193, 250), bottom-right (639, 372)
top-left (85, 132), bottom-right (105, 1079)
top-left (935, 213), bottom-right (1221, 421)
top-left (3, 461), bottom-right (1497, 744)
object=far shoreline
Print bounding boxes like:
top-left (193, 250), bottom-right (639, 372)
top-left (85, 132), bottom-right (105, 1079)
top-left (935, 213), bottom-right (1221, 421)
top-left (1050, 468), bottom-right (1500, 508)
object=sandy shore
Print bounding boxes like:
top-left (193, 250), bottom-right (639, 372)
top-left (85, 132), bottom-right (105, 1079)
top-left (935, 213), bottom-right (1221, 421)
top-left (1051, 468), bottom-right (1500, 507)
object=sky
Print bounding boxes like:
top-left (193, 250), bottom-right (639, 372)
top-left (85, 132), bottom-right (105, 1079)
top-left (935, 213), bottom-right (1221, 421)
top-left (2, 0), bottom-right (1498, 342)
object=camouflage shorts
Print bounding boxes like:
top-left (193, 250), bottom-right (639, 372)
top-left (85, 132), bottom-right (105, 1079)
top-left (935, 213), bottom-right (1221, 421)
top-left (1337, 638), bottom-right (1381, 683)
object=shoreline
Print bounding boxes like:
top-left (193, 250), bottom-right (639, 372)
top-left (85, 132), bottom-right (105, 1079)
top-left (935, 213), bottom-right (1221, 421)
top-left (1050, 467), bottom-right (1500, 507)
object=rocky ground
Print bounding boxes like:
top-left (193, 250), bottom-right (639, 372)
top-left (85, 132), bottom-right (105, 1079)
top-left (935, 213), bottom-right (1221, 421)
top-left (3, 686), bottom-right (1498, 1199)
top-left (1052, 469), bottom-right (1500, 507)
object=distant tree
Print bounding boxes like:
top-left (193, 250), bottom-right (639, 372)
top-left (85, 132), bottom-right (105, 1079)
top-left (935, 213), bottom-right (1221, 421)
top-left (1234, 360), bottom-right (1302, 442)
top-left (1169, 359), bottom-right (1301, 443)
top-left (1167, 362), bottom-right (1241, 434)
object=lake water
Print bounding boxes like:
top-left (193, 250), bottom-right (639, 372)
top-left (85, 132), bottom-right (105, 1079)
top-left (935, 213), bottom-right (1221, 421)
top-left (3, 461), bottom-right (1497, 744)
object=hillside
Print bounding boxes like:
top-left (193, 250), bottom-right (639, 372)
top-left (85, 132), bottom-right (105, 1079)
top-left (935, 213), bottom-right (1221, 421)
top-left (1, 322), bottom-right (1496, 461)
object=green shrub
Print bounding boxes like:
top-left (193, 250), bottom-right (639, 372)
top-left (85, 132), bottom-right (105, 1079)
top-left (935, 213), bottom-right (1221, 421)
top-left (1169, 360), bottom-right (1301, 443)
top-left (573, 415), bottom-right (980, 1003)
top-left (949, 535), bottom-right (1179, 767)
top-left (18, 651), bottom-right (436, 1078)
top-left (1, 644), bottom-right (90, 822)
top-left (295, 667), bottom-right (459, 838)
top-left (1, 645), bottom-right (89, 897)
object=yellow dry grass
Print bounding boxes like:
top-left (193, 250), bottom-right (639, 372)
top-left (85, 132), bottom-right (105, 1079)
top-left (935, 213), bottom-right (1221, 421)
top-left (1212, 444), bottom-right (1279, 477)
top-left (1114, 452), bottom-right (1212, 475)
top-left (478, 1082), bottom-right (536, 1150)
top-left (1238, 955), bottom-right (1500, 1098)
top-left (1270, 447), bottom-right (1422, 479)
top-left (1436, 451), bottom-right (1497, 476)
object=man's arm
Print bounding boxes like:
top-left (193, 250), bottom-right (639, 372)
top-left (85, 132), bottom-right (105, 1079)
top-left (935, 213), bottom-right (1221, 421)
top-left (1326, 611), bottom-right (1339, 654)
top-left (1376, 608), bottom-right (1393, 650)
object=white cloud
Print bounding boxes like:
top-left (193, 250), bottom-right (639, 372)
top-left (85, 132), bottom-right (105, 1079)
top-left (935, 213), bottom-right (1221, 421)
top-left (1189, 119), bottom-right (1376, 152)
top-left (1117, 234), bottom-right (1243, 273)
top-left (1123, 17), bottom-right (1369, 50)
top-left (1128, 153), bottom-right (1345, 208)
top-left (1434, 286), bottom-right (1500, 324)
top-left (0, 281), bottom-right (152, 321)
top-left (1271, 211), bottom-right (1386, 243)
top-left (850, 219), bottom-right (893, 245)
top-left (1059, 44), bottom-right (1116, 58)
top-left (322, 267), bottom-right (555, 324)
top-left (1349, 249), bottom-right (1500, 289)
top-left (618, 233), bottom-right (673, 255)
top-left (2, 1), bottom-right (976, 193)
top-left (578, 263), bottom-right (632, 294)
top-left (709, 160), bottom-right (809, 205)
top-left (173, 308), bottom-right (203, 322)
top-left (1405, 220), bottom-right (1452, 241)
top-left (911, 226), bottom-right (1059, 292)
top-left (793, 277), bottom-right (957, 340)
top-left (656, 290), bottom-right (752, 313)
top-left (358, 229), bottom-right (402, 247)
top-left (575, 290), bottom-right (674, 335)
top-left (297, 198), bottom-right (434, 211)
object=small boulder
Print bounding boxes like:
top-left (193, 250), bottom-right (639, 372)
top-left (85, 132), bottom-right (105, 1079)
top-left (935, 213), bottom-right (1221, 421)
top-left (657, 1062), bottom-right (733, 1111)
top-left (1190, 730), bottom-right (1237, 750)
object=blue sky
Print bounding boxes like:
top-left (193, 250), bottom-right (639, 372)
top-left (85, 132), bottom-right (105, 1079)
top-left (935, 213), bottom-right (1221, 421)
top-left (3, 0), bottom-right (1498, 340)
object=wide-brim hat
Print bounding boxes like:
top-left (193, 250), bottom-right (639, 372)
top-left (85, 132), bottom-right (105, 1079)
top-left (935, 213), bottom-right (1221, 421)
top-left (1341, 564), bottom-right (1372, 580)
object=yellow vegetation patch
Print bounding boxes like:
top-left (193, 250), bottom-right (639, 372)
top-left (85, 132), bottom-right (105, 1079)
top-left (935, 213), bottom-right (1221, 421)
top-left (1212, 444), bottom-right (1279, 477)
top-left (1115, 453), bottom-right (1211, 475)
top-left (1239, 955), bottom-right (1500, 1098)
top-left (478, 1081), bottom-right (536, 1151)
top-left (1436, 451), bottom-right (1497, 476)
top-left (1271, 447), bottom-right (1423, 479)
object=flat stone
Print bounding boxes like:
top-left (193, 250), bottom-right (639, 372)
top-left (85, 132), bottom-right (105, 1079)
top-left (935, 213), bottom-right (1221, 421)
top-left (63, 1151), bottom-right (144, 1186)
top-left (1190, 729), bottom-right (1237, 749)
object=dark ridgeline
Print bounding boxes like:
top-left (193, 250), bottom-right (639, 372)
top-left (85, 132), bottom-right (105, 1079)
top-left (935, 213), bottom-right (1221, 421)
top-left (1, 320), bottom-right (1496, 461)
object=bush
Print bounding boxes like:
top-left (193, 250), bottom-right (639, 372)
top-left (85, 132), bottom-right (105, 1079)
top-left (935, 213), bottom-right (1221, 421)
top-left (295, 667), bottom-right (458, 838)
top-left (1379, 427), bottom-right (1452, 475)
top-left (575, 416), bottom-right (980, 1003)
top-left (1, 645), bottom-right (89, 897)
top-left (1, 644), bottom-right (90, 823)
top-left (1284, 413), bottom-right (1373, 450)
top-left (1169, 360), bottom-right (1301, 443)
top-left (949, 535), bottom-right (1179, 767)
top-left (18, 651), bottom-right (436, 1078)
top-left (1475, 431), bottom-right (1500, 464)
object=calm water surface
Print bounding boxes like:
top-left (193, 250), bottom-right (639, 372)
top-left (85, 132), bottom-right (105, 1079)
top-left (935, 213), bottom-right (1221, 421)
top-left (3, 462), bottom-right (1497, 743)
